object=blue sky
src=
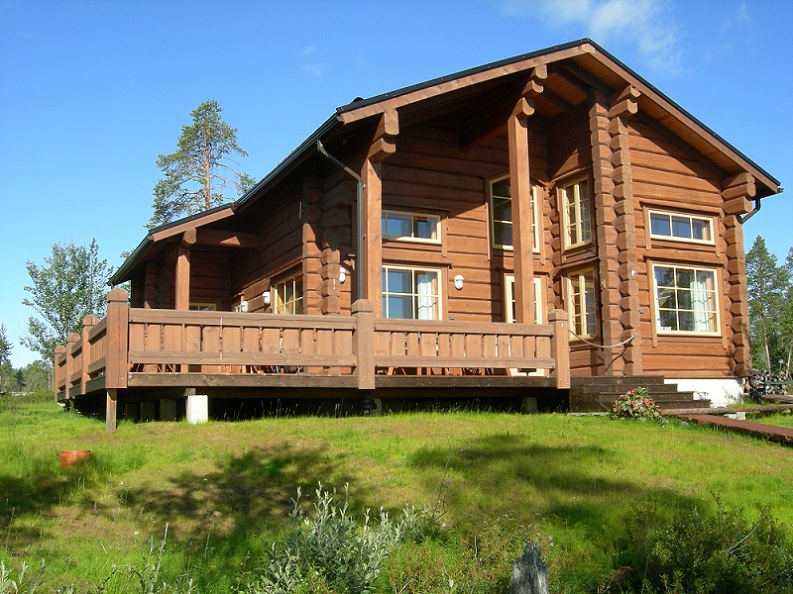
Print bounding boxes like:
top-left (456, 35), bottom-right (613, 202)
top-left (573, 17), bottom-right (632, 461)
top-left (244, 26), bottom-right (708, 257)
top-left (1, 0), bottom-right (791, 367)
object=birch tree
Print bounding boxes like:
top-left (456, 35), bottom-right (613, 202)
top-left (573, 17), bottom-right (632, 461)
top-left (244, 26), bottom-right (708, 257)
top-left (22, 240), bottom-right (112, 361)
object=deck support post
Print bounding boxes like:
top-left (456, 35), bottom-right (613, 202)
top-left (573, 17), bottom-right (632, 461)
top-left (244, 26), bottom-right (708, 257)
top-left (352, 299), bottom-right (375, 389)
top-left (159, 399), bottom-right (178, 421)
top-left (185, 388), bottom-right (208, 424)
top-left (106, 388), bottom-right (118, 432)
top-left (548, 309), bottom-right (571, 389)
top-left (507, 97), bottom-right (535, 323)
top-left (106, 288), bottom-right (130, 390)
top-left (175, 230), bottom-right (196, 311)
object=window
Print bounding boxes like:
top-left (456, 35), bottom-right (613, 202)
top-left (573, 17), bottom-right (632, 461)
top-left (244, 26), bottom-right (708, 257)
top-left (560, 177), bottom-right (591, 249)
top-left (653, 265), bottom-right (719, 334)
top-left (565, 269), bottom-right (597, 338)
top-left (382, 266), bottom-right (441, 320)
top-left (649, 210), bottom-right (714, 244)
top-left (382, 210), bottom-right (440, 243)
top-left (273, 272), bottom-right (303, 315)
top-left (488, 175), bottom-right (540, 251)
top-left (189, 303), bottom-right (216, 311)
top-left (504, 275), bottom-right (544, 324)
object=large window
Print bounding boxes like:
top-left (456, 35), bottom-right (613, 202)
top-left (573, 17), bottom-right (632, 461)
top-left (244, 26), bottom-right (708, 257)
top-left (488, 175), bottom-right (540, 251)
top-left (504, 275), bottom-right (544, 324)
top-left (382, 210), bottom-right (440, 243)
top-left (649, 210), bottom-right (714, 244)
top-left (273, 271), bottom-right (303, 315)
top-left (382, 266), bottom-right (441, 320)
top-left (565, 269), bottom-right (597, 338)
top-left (653, 265), bottom-right (719, 334)
top-left (560, 177), bottom-right (591, 249)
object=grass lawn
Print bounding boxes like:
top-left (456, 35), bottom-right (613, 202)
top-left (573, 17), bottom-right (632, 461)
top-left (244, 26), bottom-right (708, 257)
top-left (2, 393), bottom-right (792, 593)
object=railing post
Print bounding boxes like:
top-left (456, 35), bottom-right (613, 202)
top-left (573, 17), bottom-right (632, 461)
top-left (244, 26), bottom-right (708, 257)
top-left (81, 315), bottom-right (98, 395)
top-left (54, 345), bottom-right (66, 402)
top-left (65, 332), bottom-right (80, 398)
top-left (548, 309), bottom-right (570, 389)
top-left (352, 299), bottom-right (375, 390)
top-left (106, 288), bottom-right (129, 389)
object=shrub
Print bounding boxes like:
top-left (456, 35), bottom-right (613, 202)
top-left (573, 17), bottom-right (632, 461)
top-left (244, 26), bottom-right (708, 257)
top-left (243, 483), bottom-right (431, 594)
top-left (611, 387), bottom-right (663, 423)
top-left (616, 496), bottom-right (793, 593)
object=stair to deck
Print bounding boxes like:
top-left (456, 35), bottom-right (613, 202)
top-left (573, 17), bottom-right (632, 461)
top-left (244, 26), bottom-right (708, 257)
top-left (569, 376), bottom-right (710, 413)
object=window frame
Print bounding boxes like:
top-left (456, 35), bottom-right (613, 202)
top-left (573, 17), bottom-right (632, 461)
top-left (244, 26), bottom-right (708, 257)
top-left (189, 302), bottom-right (217, 311)
top-left (273, 270), bottom-right (304, 315)
top-left (382, 209), bottom-right (442, 244)
top-left (559, 176), bottom-right (592, 250)
top-left (648, 209), bottom-right (715, 245)
top-left (651, 263), bottom-right (721, 336)
top-left (503, 274), bottom-right (545, 324)
top-left (488, 174), bottom-right (540, 252)
top-left (381, 265), bottom-right (442, 320)
top-left (564, 268), bottom-right (597, 340)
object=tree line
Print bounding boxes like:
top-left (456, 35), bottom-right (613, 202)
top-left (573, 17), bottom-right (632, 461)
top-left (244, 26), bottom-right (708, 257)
top-left (746, 236), bottom-right (793, 373)
top-left (0, 100), bottom-right (253, 393)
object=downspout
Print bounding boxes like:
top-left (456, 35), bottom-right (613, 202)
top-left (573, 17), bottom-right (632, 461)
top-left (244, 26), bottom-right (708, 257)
top-left (737, 198), bottom-right (762, 224)
top-left (316, 140), bottom-right (366, 301)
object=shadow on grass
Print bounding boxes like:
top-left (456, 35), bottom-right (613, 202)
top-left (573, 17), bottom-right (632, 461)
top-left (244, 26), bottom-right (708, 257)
top-left (101, 443), bottom-right (360, 580)
top-left (408, 432), bottom-right (698, 537)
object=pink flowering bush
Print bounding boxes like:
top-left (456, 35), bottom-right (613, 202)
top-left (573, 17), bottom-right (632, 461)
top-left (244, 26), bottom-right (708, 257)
top-left (611, 387), bottom-right (664, 423)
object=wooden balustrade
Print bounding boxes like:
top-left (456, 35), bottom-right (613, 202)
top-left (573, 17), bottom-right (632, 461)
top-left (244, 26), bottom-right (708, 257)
top-left (54, 290), bottom-right (570, 401)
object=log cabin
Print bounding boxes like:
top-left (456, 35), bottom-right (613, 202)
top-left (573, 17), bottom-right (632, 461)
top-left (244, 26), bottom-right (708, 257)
top-left (55, 39), bottom-right (782, 428)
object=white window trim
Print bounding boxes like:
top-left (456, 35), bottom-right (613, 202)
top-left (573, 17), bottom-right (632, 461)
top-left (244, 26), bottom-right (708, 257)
top-left (488, 174), bottom-right (541, 253)
top-left (382, 265), bottom-right (443, 320)
top-left (382, 210), bottom-right (442, 244)
top-left (651, 263), bottom-right (721, 336)
top-left (648, 209), bottom-right (715, 245)
top-left (564, 269), bottom-right (597, 340)
top-left (504, 274), bottom-right (544, 324)
top-left (560, 176), bottom-right (592, 250)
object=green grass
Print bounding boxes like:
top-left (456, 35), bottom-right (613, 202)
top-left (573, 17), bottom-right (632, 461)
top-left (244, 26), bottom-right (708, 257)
top-left (2, 393), bottom-right (793, 592)
top-left (750, 411), bottom-right (793, 428)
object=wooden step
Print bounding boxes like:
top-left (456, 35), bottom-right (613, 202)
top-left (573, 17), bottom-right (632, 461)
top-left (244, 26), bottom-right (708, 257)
top-left (568, 375), bottom-right (709, 413)
top-left (570, 375), bottom-right (667, 387)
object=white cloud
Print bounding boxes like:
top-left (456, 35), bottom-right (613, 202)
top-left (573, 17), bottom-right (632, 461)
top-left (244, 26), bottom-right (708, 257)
top-left (501, 0), bottom-right (681, 75)
top-left (294, 45), bottom-right (325, 77)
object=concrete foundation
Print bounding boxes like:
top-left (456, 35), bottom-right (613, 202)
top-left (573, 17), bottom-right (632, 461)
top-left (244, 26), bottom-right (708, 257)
top-left (186, 394), bottom-right (209, 424)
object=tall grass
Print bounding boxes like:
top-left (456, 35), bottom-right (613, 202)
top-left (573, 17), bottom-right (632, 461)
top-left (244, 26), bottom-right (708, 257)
top-left (1, 394), bottom-right (792, 592)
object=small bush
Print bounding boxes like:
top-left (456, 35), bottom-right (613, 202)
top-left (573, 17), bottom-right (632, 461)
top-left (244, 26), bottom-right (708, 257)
top-left (617, 496), bottom-right (793, 593)
top-left (243, 483), bottom-right (431, 594)
top-left (611, 388), bottom-right (664, 423)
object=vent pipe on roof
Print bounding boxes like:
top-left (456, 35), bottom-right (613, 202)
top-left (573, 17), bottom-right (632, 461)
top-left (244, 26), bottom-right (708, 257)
top-left (316, 140), bottom-right (366, 300)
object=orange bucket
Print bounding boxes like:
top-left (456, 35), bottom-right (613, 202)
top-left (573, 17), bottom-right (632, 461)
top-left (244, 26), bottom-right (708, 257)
top-left (59, 450), bottom-right (91, 467)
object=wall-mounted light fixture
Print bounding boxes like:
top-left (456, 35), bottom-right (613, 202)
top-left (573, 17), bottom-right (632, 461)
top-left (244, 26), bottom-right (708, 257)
top-left (263, 291), bottom-right (271, 306)
top-left (453, 274), bottom-right (464, 291)
top-left (239, 300), bottom-right (248, 313)
top-left (339, 267), bottom-right (347, 284)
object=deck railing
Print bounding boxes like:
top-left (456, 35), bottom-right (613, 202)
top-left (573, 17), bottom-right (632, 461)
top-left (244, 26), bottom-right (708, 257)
top-left (54, 289), bottom-right (570, 401)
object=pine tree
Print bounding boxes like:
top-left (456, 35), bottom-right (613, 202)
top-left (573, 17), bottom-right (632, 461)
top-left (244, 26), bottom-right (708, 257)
top-left (746, 236), bottom-right (789, 369)
top-left (149, 100), bottom-right (255, 227)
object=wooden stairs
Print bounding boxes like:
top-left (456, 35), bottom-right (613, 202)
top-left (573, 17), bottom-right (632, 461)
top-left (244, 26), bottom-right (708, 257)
top-left (568, 376), bottom-right (710, 413)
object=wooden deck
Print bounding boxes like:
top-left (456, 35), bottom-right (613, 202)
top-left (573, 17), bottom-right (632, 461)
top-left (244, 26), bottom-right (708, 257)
top-left (675, 414), bottom-right (793, 446)
top-left (54, 289), bottom-right (571, 411)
